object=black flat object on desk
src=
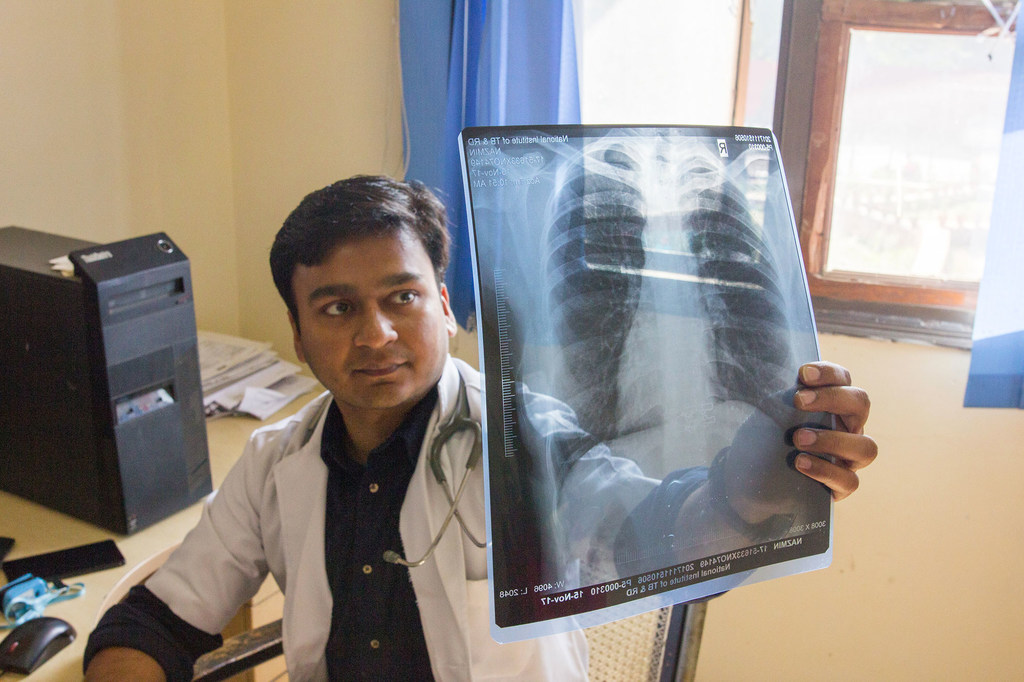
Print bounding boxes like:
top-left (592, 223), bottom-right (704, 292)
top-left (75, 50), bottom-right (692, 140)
top-left (1, 539), bottom-right (124, 582)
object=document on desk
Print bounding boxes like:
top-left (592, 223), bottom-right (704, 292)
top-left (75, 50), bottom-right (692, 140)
top-left (198, 331), bottom-right (275, 393)
top-left (460, 125), bottom-right (833, 643)
top-left (198, 331), bottom-right (317, 419)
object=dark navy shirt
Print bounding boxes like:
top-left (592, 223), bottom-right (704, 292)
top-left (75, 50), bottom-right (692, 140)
top-left (320, 389), bottom-right (437, 681)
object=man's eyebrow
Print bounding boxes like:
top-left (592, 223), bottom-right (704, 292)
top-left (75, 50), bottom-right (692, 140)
top-left (307, 283), bottom-right (355, 303)
top-left (306, 272), bottom-right (425, 303)
top-left (380, 272), bottom-right (424, 288)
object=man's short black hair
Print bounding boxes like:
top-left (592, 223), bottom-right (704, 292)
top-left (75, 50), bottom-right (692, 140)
top-left (270, 175), bottom-right (451, 320)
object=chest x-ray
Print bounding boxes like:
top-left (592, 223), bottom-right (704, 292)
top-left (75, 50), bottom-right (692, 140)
top-left (461, 125), bottom-right (832, 643)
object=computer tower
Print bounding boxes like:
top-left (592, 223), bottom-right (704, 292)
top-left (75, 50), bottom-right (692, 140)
top-left (0, 226), bottom-right (212, 534)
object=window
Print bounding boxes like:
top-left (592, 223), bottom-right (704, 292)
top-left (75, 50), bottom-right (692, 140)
top-left (781, 0), bottom-right (1016, 347)
top-left (575, 0), bottom-right (1015, 346)
top-left (575, 1), bottom-right (749, 125)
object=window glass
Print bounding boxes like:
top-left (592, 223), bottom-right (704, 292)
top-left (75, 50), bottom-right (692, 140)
top-left (575, 0), bottom-right (740, 125)
top-left (742, 0), bottom-right (784, 128)
top-left (826, 29), bottom-right (1013, 282)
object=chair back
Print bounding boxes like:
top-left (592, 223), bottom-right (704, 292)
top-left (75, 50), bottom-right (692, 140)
top-left (585, 602), bottom-right (707, 682)
top-left (95, 544), bottom-right (179, 624)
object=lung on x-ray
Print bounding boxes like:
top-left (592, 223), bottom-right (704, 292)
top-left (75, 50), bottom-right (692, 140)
top-left (460, 125), bottom-right (832, 643)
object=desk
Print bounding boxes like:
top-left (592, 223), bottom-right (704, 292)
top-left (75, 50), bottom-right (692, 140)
top-left (0, 391), bottom-right (321, 681)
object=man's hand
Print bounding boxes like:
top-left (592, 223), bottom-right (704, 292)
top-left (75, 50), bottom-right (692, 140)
top-left (791, 361), bottom-right (877, 501)
top-left (85, 647), bottom-right (166, 682)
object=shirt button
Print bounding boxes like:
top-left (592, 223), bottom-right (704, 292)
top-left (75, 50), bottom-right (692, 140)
top-left (369, 482), bottom-right (379, 493)
top-left (370, 639), bottom-right (380, 649)
top-left (362, 564), bottom-right (373, 575)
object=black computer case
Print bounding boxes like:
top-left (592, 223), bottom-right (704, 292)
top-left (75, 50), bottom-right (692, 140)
top-left (0, 226), bottom-right (212, 534)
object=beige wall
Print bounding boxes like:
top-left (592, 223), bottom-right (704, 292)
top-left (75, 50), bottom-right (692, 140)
top-left (1, 2), bottom-right (128, 245)
top-left (222, 0), bottom-right (406, 353)
top-left (3, 3), bottom-right (1024, 679)
top-left (0, 0), bottom-right (240, 332)
top-left (119, 2), bottom-right (239, 333)
top-left (0, 0), bottom-right (402, 344)
top-left (697, 333), bottom-right (1024, 680)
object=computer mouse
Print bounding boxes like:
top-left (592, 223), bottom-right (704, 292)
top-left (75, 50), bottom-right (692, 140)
top-left (0, 616), bottom-right (76, 674)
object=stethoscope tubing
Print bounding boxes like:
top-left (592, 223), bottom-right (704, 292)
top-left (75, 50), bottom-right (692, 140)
top-left (386, 373), bottom-right (485, 567)
top-left (301, 373), bottom-right (486, 569)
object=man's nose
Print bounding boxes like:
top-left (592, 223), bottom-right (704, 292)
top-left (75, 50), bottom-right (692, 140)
top-left (354, 308), bottom-right (398, 347)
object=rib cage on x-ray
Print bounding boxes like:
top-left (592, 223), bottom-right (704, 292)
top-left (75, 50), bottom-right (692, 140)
top-left (542, 138), bottom-right (794, 451)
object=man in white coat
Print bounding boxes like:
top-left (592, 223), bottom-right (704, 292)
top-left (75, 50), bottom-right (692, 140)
top-left (84, 176), bottom-right (876, 681)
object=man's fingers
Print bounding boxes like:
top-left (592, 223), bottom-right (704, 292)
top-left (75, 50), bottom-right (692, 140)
top-left (793, 362), bottom-right (875, 501)
top-left (793, 428), bottom-right (878, 472)
top-left (799, 361), bottom-right (852, 388)
top-left (794, 384), bottom-right (871, 434)
top-left (795, 453), bottom-right (860, 501)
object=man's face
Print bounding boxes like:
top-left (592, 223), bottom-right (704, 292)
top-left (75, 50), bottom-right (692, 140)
top-left (288, 229), bottom-right (457, 423)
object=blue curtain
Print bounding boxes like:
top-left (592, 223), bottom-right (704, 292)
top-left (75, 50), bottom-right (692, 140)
top-left (965, 27), bottom-right (1024, 408)
top-left (399, 0), bottom-right (581, 329)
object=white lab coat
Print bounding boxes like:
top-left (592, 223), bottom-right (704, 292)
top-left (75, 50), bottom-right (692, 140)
top-left (146, 357), bottom-right (590, 681)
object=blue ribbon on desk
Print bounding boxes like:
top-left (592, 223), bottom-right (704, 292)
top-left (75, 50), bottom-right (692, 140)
top-left (0, 574), bottom-right (85, 628)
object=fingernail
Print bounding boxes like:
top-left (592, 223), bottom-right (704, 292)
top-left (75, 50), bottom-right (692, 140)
top-left (797, 390), bottom-right (817, 407)
top-left (802, 365), bottom-right (820, 382)
top-left (794, 429), bottom-right (817, 447)
top-left (795, 454), bottom-right (812, 471)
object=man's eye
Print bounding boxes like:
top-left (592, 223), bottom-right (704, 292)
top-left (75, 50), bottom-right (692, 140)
top-left (324, 301), bottom-right (350, 315)
top-left (394, 291), bottom-right (418, 304)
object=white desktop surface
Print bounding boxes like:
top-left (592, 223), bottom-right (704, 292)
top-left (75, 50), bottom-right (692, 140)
top-left (0, 391), bottom-right (320, 681)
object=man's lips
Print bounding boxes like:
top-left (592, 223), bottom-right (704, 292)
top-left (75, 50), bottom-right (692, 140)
top-left (353, 362), bottom-right (407, 377)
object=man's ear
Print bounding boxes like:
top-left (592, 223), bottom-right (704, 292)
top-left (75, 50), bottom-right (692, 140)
top-left (439, 284), bottom-right (458, 338)
top-left (288, 310), bottom-right (306, 363)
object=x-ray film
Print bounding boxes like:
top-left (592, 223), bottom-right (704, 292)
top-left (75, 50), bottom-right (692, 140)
top-left (460, 125), bottom-right (833, 643)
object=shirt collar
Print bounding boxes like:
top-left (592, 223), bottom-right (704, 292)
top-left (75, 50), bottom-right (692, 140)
top-left (320, 388), bottom-right (439, 473)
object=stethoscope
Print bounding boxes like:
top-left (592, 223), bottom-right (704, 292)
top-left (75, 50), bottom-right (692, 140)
top-left (302, 375), bottom-right (486, 569)
top-left (384, 375), bottom-right (486, 567)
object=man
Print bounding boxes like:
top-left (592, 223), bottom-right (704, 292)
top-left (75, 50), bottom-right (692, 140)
top-left (84, 176), bottom-right (876, 681)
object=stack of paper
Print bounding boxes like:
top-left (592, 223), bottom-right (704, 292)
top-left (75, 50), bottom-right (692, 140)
top-left (198, 331), bottom-right (318, 420)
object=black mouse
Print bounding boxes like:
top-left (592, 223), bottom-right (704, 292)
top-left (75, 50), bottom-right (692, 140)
top-left (0, 616), bottom-right (76, 674)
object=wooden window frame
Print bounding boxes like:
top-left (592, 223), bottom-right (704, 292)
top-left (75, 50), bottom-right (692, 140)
top-left (778, 0), bottom-right (1014, 347)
